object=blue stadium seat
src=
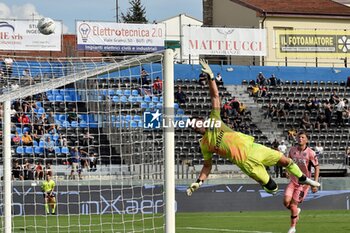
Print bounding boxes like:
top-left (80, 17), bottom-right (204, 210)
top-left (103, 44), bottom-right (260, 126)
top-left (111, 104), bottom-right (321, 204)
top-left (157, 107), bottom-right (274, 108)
top-left (52, 89), bottom-right (60, 95)
top-left (152, 96), bottom-right (159, 103)
top-left (116, 89), bottom-right (123, 96)
top-left (107, 89), bottom-right (115, 96)
top-left (71, 121), bottom-right (79, 128)
top-left (61, 147), bottom-right (69, 154)
top-left (112, 96), bottom-right (120, 103)
top-left (54, 147), bottom-right (61, 154)
top-left (39, 141), bottom-right (45, 147)
top-left (79, 120), bottom-right (87, 128)
top-left (16, 146), bottom-right (24, 155)
top-left (133, 115), bottom-right (141, 122)
top-left (37, 107), bottom-right (45, 115)
top-left (34, 146), bottom-right (44, 154)
top-left (64, 95), bottom-right (72, 101)
top-left (120, 96), bottom-right (128, 103)
top-left (25, 146), bottom-right (34, 155)
top-left (124, 90), bottom-right (131, 96)
top-left (177, 109), bottom-right (185, 115)
top-left (144, 95), bottom-right (151, 103)
top-left (156, 103), bottom-right (162, 109)
top-left (138, 121), bottom-right (144, 128)
top-left (131, 90), bottom-right (139, 96)
top-left (55, 95), bottom-right (64, 101)
top-left (159, 97), bottom-right (163, 103)
top-left (61, 121), bottom-right (70, 128)
top-left (125, 115), bottom-right (132, 122)
top-left (140, 102), bottom-right (148, 109)
top-left (130, 121), bottom-right (138, 128)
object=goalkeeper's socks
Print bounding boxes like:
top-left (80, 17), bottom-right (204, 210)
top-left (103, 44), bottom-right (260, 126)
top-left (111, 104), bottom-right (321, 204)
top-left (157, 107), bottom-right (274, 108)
top-left (45, 204), bottom-right (50, 214)
top-left (285, 161), bottom-right (303, 178)
top-left (52, 203), bottom-right (57, 213)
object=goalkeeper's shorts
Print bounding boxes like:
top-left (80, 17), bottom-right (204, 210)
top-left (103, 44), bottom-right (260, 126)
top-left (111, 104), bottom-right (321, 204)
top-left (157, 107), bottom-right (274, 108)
top-left (236, 143), bottom-right (282, 185)
top-left (43, 192), bottom-right (55, 198)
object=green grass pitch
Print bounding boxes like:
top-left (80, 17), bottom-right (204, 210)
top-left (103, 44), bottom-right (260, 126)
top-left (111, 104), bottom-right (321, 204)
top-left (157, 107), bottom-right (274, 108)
top-left (7, 210), bottom-right (350, 233)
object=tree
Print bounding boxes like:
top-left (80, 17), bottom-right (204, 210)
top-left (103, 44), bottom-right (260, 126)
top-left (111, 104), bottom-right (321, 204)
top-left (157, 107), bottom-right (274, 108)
top-left (121, 0), bottom-right (148, 23)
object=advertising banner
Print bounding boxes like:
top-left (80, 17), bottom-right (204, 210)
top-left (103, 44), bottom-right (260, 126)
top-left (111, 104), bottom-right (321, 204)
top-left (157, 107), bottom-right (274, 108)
top-left (76, 21), bottom-right (165, 52)
top-left (276, 29), bottom-right (350, 58)
top-left (0, 19), bottom-right (62, 51)
top-left (182, 26), bottom-right (267, 57)
top-left (7, 184), bottom-right (350, 216)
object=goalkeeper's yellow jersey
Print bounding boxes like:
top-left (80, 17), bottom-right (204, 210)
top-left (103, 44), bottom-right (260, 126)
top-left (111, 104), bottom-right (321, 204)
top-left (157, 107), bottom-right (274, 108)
top-left (200, 109), bottom-right (255, 164)
top-left (41, 180), bottom-right (55, 192)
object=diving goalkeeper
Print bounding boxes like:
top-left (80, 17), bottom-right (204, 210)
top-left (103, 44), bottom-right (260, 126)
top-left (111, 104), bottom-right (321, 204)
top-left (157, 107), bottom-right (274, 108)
top-left (41, 174), bottom-right (57, 215)
top-left (186, 60), bottom-right (320, 196)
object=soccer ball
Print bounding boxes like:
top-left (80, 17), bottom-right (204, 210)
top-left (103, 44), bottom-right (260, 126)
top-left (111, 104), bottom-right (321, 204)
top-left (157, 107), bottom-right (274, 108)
top-left (37, 17), bottom-right (55, 35)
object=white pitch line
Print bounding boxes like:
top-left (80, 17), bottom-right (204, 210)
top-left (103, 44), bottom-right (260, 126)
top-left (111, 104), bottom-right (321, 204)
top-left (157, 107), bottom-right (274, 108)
top-left (180, 227), bottom-right (275, 233)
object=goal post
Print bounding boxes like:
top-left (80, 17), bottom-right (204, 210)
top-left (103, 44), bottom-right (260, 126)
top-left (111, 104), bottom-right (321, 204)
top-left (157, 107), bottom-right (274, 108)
top-left (1, 49), bottom-right (175, 233)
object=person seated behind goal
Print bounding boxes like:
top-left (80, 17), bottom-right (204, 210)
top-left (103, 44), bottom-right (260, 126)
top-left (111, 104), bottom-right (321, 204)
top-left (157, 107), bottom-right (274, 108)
top-left (41, 175), bottom-right (57, 215)
top-left (186, 60), bottom-right (320, 197)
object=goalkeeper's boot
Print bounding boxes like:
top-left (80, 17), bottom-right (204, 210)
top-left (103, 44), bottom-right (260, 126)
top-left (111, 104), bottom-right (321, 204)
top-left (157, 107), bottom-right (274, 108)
top-left (263, 186), bottom-right (278, 195)
top-left (287, 226), bottom-right (296, 233)
top-left (298, 177), bottom-right (320, 187)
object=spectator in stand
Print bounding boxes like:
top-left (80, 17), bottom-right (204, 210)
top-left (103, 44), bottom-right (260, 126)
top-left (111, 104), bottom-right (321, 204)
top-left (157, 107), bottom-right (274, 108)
top-left (347, 76), bottom-right (350, 87)
top-left (276, 140), bottom-right (287, 178)
top-left (215, 73), bottom-right (224, 86)
top-left (140, 67), bottom-right (149, 80)
top-left (335, 98), bottom-right (345, 127)
top-left (345, 146), bottom-right (350, 166)
top-left (82, 131), bottom-right (94, 146)
top-left (288, 128), bottom-right (297, 142)
top-left (3, 54), bottom-right (13, 77)
top-left (199, 71), bottom-right (207, 85)
top-left (256, 72), bottom-right (267, 85)
top-left (304, 97), bottom-right (313, 113)
top-left (67, 108), bottom-right (79, 123)
top-left (229, 97), bottom-right (240, 116)
top-left (259, 85), bottom-right (268, 97)
top-left (44, 137), bottom-right (55, 155)
top-left (223, 101), bottom-right (233, 116)
top-left (250, 84), bottom-right (260, 97)
top-left (22, 159), bottom-right (34, 180)
top-left (315, 112), bottom-right (328, 131)
top-left (12, 132), bottom-right (21, 145)
top-left (283, 98), bottom-right (294, 116)
top-left (174, 86), bottom-right (187, 104)
top-left (35, 161), bottom-right (44, 180)
top-left (315, 143), bottom-right (324, 158)
top-left (18, 113), bottom-right (30, 128)
top-left (89, 153), bottom-right (98, 171)
top-left (323, 101), bottom-right (333, 127)
top-left (69, 147), bottom-right (82, 179)
top-left (21, 131), bottom-right (33, 146)
top-left (269, 74), bottom-right (277, 86)
top-left (45, 162), bottom-right (53, 177)
top-left (153, 76), bottom-right (163, 95)
top-left (300, 112), bottom-right (312, 130)
top-left (12, 160), bottom-right (24, 180)
top-left (329, 90), bottom-right (340, 105)
top-left (59, 134), bottom-right (68, 147)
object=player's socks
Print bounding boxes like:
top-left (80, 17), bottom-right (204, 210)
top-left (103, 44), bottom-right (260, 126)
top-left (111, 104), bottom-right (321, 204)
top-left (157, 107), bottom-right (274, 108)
top-left (290, 206), bottom-right (299, 226)
top-left (52, 203), bottom-right (56, 214)
top-left (45, 203), bottom-right (50, 214)
top-left (285, 161), bottom-right (303, 178)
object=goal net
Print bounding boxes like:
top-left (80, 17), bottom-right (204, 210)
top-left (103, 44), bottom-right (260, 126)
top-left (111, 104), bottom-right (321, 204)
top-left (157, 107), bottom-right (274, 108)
top-left (0, 50), bottom-right (175, 233)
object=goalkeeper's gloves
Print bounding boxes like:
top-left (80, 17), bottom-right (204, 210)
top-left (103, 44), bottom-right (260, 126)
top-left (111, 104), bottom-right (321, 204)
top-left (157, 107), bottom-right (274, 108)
top-left (199, 59), bottom-right (214, 80)
top-left (186, 179), bottom-right (203, 196)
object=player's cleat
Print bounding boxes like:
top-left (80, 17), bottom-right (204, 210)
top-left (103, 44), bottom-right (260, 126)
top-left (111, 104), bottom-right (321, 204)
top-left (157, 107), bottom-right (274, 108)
top-left (263, 186), bottom-right (278, 195)
top-left (299, 177), bottom-right (320, 187)
top-left (287, 226), bottom-right (296, 233)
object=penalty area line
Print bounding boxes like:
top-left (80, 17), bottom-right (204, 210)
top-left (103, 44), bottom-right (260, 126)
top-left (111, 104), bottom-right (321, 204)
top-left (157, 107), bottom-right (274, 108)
top-left (179, 227), bottom-right (275, 233)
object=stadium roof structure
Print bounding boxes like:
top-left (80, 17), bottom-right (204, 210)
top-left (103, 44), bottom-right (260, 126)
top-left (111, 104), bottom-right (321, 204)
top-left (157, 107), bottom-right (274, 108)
top-left (230, 0), bottom-right (350, 17)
